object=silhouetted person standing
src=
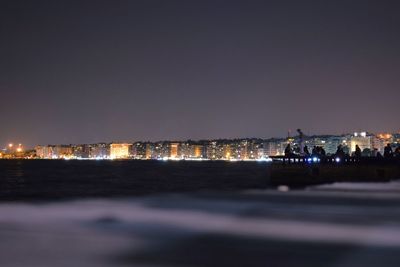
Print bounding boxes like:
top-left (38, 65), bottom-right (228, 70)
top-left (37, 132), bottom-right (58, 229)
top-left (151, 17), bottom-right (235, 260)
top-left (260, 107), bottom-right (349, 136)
top-left (312, 146), bottom-right (318, 156)
top-left (384, 144), bottom-right (393, 158)
top-left (284, 144), bottom-right (292, 157)
top-left (355, 145), bottom-right (362, 158)
top-left (303, 145), bottom-right (310, 156)
top-left (320, 147), bottom-right (326, 156)
top-left (335, 145), bottom-right (345, 158)
top-left (297, 129), bottom-right (304, 155)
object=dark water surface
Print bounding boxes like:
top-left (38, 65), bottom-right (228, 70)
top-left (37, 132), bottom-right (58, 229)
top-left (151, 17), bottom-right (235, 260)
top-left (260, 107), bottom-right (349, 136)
top-left (1, 160), bottom-right (400, 267)
top-left (0, 160), bottom-right (269, 201)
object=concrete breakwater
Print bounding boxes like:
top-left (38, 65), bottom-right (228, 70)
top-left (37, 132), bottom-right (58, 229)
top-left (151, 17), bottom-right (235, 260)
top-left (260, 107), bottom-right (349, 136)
top-left (268, 157), bottom-right (400, 188)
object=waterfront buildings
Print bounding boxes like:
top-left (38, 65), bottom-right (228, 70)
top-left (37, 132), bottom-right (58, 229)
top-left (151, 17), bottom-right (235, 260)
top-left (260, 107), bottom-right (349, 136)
top-left (26, 131), bottom-right (400, 161)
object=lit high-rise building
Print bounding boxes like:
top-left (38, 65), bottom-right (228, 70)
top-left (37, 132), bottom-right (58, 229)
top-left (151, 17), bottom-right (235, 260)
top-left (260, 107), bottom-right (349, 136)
top-left (53, 145), bottom-right (73, 159)
top-left (72, 144), bottom-right (90, 158)
top-left (179, 142), bottom-right (191, 159)
top-left (110, 143), bottom-right (131, 159)
top-left (206, 141), bottom-right (218, 159)
top-left (192, 145), bottom-right (203, 158)
top-left (145, 143), bottom-right (154, 159)
top-left (35, 145), bottom-right (55, 159)
top-left (169, 143), bottom-right (179, 158)
top-left (223, 144), bottom-right (231, 159)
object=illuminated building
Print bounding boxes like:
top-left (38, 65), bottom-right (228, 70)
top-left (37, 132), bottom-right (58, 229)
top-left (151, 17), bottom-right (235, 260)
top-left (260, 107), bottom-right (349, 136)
top-left (323, 136), bottom-right (346, 155)
top-left (178, 142), bottom-right (191, 159)
top-left (177, 142), bottom-right (204, 159)
top-left (72, 144), bottom-right (90, 158)
top-left (206, 141), bottom-right (218, 159)
top-left (152, 142), bottom-right (170, 159)
top-left (238, 140), bottom-right (248, 159)
top-left (350, 132), bottom-right (372, 153)
top-left (145, 143), bottom-right (154, 159)
top-left (169, 143), bottom-right (179, 158)
top-left (89, 143), bottom-right (109, 159)
top-left (373, 133), bottom-right (393, 154)
top-left (35, 145), bottom-right (54, 159)
top-left (263, 140), bottom-right (286, 156)
top-left (130, 142), bottom-right (147, 159)
top-left (247, 140), bottom-right (260, 159)
top-left (192, 145), bottom-right (203, 158)
top-left (205, 140), bottom-right (229, 160)
top-left (53, 145), bottom-right (73, 158)
top-left (110, 143), bottom-right (131, 159)
top-left (223, 144), bottom-right (231, 159)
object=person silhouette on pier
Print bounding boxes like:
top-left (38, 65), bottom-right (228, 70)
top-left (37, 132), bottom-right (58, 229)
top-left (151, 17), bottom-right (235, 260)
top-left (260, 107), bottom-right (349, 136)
top-left (384, 144), bottom-right (393, 158)
top-left (303, 145), bottom-right (310, 156)
top-left (284, 144), bottom-right (292, 157)
top-left (320, 147), bottom-right (326, 157)
top-left (311, 146), bottom-right (318, 156)
top-left (335, 145), bottom-right (345, 159)
top-left (354, 145), bottom-right (362, 158)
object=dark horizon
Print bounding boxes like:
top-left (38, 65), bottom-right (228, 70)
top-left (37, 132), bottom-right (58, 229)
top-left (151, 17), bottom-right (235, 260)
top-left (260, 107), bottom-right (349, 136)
top-left (1, 0), bottom-right (400, 148)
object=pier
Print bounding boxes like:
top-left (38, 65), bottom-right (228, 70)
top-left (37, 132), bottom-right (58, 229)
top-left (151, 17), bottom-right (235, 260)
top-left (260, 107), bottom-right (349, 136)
top-left (268, 156), bottom-right (400, 188)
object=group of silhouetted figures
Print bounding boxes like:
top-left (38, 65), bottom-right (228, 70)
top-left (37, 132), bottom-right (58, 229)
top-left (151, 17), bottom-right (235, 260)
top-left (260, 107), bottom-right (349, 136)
top-left (284, 143), bottom-right (400, 159)
top-left (352, 143), bottom-right (400, 159)
top-left (382, 144), bottom-right (400, 158)
top-left (284, 144), bottom-right (327, 157)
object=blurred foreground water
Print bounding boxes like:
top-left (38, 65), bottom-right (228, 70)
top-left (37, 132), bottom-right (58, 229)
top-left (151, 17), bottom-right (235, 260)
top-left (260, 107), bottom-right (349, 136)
top-left (1, 181), bottom-right (400, 267)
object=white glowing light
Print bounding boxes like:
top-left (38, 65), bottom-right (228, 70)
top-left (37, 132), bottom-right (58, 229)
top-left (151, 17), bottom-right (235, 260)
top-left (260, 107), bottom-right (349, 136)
top-left (256, 158), bottom-right (273, 162)
top-left (335, 157), bottom-right (341, 163)
top-left (277, 185), bottom-right (290, 192)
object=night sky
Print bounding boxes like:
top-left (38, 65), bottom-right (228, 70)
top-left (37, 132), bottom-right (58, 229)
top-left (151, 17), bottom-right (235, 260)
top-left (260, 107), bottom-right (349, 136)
top-left (1, 0), bottom-right (399, 148)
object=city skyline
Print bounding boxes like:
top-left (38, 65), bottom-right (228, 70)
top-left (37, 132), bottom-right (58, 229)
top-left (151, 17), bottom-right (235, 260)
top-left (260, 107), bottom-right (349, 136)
top-left (3, 130), bottom-right (399, 160)
top-left (3, 129), bottom-right (400, 150)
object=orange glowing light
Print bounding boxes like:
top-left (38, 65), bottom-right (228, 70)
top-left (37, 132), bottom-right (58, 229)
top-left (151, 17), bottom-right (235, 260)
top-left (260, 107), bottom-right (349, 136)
top-left (377, 133), bottom-right (392, 139)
